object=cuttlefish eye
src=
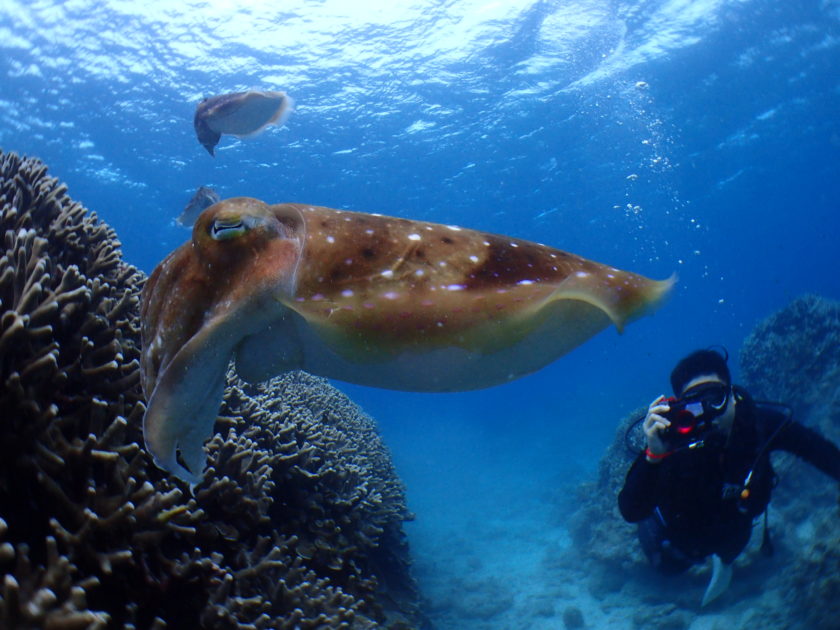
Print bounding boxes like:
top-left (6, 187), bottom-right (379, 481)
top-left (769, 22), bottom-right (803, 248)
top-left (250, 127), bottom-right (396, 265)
top-left (210, 216), bottom-right (248, 240)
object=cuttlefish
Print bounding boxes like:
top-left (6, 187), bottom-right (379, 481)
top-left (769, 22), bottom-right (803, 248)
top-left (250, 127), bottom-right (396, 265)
top-left (141, 197), bottom-right (674, 484)
top-left (177, 185), bottom-right (221, 227)
top-left (193, 90), bottom-right (293, 156)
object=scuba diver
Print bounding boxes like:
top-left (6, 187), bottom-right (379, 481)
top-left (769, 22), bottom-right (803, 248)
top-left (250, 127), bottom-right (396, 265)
top-left (618, 348), bottom-right (840, 606)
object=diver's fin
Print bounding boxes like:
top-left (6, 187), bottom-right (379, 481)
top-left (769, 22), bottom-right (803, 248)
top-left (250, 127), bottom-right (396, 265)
top-left (701, 554), bottom-right (733, 607)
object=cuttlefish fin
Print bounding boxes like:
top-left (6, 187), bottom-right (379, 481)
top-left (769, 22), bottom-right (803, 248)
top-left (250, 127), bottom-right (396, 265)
top-left (547, 271), bottom-right (676, 333)
top-left (233, 98), bottom-right (293, 138)
top-left (142, 317), bottom-right (239, 486)
top-left (226, 92), bottom-right (293, 138)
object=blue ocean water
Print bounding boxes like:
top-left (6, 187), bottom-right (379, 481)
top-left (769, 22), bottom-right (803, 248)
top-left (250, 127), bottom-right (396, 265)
top-left (1, 0), bottom-right (839, 627)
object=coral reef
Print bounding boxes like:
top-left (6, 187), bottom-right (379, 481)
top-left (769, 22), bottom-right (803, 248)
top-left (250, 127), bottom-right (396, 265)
top-left (566, 407), bottom-right (643, 568)
top-left (0, 150), bottom-right (419, 629)
top-left (561, 605), bottom-right (584, 629)
top-left (740, 293), bottom-right (840, 441)
top-left (739, 294), bottom-right (840, 630)
top-left (206, 371), bottom-right (419, 628)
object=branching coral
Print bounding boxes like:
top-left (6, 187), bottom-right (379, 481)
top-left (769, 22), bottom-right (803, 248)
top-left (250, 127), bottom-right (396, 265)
top-left (0, 150), bottom-right (419, 629)
top-left (0, 149), bottom-right (153, 629)
top-left (217, 373), bottom-right (417, 623)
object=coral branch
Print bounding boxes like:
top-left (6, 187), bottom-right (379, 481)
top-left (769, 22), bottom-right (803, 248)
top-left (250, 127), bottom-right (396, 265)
top-left (0, 149), bottom-right (419, 629)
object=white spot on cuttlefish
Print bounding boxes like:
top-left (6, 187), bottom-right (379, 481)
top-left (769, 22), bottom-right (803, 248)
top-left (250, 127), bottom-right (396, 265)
top-left (381, 270), bottom-right (394, 278)
top-left (408, 233), bottom-right (421, 241)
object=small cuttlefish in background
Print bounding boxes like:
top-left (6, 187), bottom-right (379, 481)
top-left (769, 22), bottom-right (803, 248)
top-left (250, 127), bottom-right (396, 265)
top-left (177, 186), bottom-right (221, 227)
top-left (193, 90), bottom-right (293, 156)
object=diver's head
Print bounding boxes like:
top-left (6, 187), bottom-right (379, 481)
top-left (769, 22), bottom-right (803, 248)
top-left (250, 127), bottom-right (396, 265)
top-left (671, 348), bottom-right (735, 433)
top-left (670, 348), bottom-right (731, 395)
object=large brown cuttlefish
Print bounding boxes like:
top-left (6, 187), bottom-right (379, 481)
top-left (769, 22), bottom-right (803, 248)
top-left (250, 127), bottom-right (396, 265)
top-left (141, 197), bottom-right (674, 484)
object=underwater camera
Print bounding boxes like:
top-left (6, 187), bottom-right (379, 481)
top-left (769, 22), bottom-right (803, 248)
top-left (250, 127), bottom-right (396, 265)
top-left (662, 382), bottom-right (730, 444)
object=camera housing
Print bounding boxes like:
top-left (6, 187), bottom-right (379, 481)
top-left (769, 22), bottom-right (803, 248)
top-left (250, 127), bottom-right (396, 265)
top-left (659, 382), bottom-right (731, 447)
top-left (661, 396), bottom-right (706, 441)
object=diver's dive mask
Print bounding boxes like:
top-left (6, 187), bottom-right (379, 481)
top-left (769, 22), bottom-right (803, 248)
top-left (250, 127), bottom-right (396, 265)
top-left (662, 382), bottom-right (730, 444)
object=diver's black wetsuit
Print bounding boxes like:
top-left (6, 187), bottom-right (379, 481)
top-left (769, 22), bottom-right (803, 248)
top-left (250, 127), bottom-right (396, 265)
top-left (618, 389), bottom-right (840, 573)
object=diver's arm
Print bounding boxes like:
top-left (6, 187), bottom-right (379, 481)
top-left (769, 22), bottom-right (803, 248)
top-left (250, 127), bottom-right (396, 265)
top-left (618, 454), bottom-right (662, 522)
top-left (770, 413), bottom-right (840, 481)
top-left (618, 396), bottom-right (671, 522)
top-left (643, 395), bottom-right (672, 459)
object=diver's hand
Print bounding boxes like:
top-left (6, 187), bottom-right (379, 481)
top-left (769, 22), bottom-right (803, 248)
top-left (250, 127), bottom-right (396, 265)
top-left (643, 395), bottom-right (672, 462)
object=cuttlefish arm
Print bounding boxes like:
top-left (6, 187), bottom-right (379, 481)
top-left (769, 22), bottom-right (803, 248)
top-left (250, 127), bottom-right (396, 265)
top-left (141, 197), bottom-right (674, 483)
top-left (141, 198), bottom-right (304, 483)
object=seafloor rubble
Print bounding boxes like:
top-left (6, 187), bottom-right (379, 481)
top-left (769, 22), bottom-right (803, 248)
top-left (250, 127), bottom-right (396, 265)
top-left (562, 294), bottom-right (840, 630)
top-left (0, 150), bottom-right (420, 629)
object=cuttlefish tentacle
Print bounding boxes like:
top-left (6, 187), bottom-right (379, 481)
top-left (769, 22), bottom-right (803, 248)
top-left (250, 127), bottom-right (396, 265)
top-left (142, 326), bottom-right (233, 485)
top-left (141, 197), bottom-right (674, 483)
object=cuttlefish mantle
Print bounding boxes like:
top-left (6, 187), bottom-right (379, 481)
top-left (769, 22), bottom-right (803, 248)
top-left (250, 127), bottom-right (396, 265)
top-left (140, 197), bottom-right (674, 484)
